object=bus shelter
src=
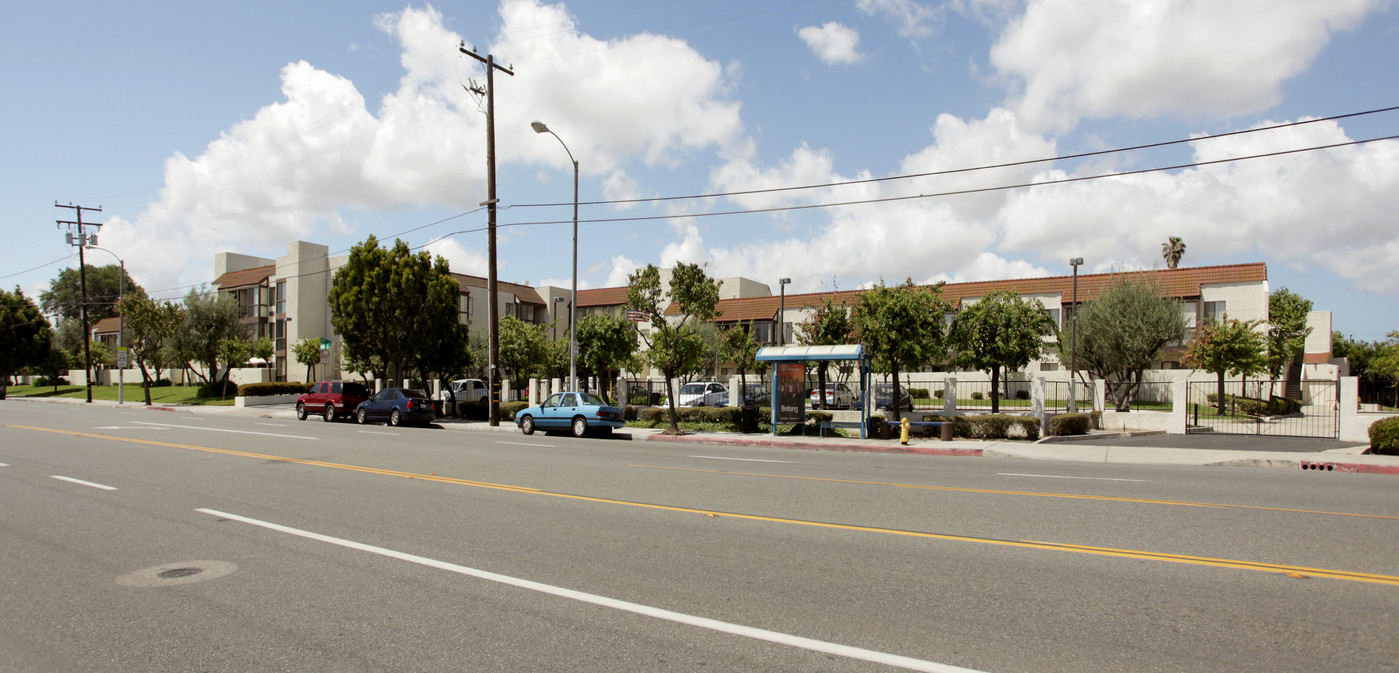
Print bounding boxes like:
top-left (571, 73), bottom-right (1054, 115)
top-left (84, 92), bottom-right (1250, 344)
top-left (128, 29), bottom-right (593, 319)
top-left (755, 344), bottom-right (870, 438)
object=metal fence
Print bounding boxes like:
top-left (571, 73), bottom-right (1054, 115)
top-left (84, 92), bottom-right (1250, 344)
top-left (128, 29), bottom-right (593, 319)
top-left (1186, 379), bottom-right (1337, 438)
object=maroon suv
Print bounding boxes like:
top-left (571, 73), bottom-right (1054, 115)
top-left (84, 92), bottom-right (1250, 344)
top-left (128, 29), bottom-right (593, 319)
top-left (296, 381), bottom-right (372, 422)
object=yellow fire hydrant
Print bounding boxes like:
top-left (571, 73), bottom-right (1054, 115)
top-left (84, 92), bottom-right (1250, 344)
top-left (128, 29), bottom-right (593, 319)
top-left (900, 417), bottom-right (911, 445)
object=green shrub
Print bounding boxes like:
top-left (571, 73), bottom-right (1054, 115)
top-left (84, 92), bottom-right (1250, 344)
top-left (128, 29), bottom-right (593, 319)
top-left (457, 400), bottom-right (489, 420)
top-left (501, 401), bottom-right (528, 420)
top-left (152, 378), bottom-right (172, 387)
top-left (34, 376), bottom-right (69, 387)
top-left (971, 391), bottom-right (984, 400)
top-left (196, 381), bottom-right (239, 398)
top-left (237, 381), bottom-right (311, 397)
top-left (1369, 416), bottom-right (1399, 455)
top-left (1088, 410), bottom-right (1102, 430)
top-left (1050, 413), bottom-right (1091, 436)
top-left (934, 390), bottom-right (944, 399)
top-left (1015, 389), bottom-right (1030, 400)
top-left (639, 407), bottom-right (668, 423)
top-left (623, 405), bottom-right (638, 421)
top-left (907, 388), bottom-right (929, 399)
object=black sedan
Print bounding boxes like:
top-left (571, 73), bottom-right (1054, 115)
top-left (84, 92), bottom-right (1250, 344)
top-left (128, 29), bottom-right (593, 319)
top-left (874, 384), bottom-right (914, 412)
top-left (354, 387), bottom-right (436, 427)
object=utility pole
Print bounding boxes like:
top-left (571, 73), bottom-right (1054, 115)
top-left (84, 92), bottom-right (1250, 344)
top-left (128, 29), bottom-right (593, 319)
top-left (56, 202), bottom-right (104, 404)
top-left (460, 42), bottom-right (514, 426)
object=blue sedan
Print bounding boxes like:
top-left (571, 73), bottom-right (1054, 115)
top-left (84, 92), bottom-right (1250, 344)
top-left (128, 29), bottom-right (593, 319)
top-left (354, 387), bottom-right (436, 427)
top-left (516, 391), bottom-right (625, 438)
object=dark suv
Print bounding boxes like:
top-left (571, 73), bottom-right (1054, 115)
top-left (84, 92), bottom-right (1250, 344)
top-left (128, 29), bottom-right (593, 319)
top-left (296, 381), bottom-right (372, 422)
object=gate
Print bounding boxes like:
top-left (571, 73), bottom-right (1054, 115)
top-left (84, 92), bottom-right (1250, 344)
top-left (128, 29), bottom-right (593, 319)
top-left (1185, 380), bottom-right (1338, 439)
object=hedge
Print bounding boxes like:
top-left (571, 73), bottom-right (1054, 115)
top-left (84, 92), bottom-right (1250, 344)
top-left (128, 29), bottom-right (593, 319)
top-left (1050, 413), bottom-right (1091, 436)
top-left (1204, 393), bottom-right (1303, 417)
top-left (1370, 416), bottom-right (1399, 455)
top-left (870, 413), bottom-right (1040, 441)
top-left (237, 381), bottom-right (312, 397)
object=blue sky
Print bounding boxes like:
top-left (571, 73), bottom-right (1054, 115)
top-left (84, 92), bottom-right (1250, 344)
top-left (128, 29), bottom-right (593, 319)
top-left (4, 0), bottom-right (1397, 341)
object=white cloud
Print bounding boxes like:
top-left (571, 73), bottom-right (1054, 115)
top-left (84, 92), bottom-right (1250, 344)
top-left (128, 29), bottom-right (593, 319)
top-left (796, 22), bottom-right (865, 65)
top-left (990, 0), bottom-right (1380, 130)
top-left (856, 0), bottom-right (941, 38)
top-left (423, 237), bottom-right (490, 277)
top-left (103, 1), bottom-right (745, 298)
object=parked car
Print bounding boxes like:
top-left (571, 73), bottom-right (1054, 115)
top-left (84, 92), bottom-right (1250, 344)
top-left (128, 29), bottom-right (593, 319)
top-left (739, 381), bottom-right (770, 407)
top-left (296, 381), bottom-right (372, 422)
top-left (874, 383), bottom-right (914, 412)
top-left (673, 381), bottom-right (729, 407)
top-left (515, 391), bottom-right (625, 438)
top-left (439, 378), bottom-right (488, 414)
top-left (354, 387), bottom-right (436, 427)
top-left (810, 382), bottom-right (857, 409)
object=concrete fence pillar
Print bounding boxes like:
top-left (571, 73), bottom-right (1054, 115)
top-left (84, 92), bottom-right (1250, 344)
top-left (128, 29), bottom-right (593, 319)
top-left (551, 377), bottom-right (562, 396)
top-left (943, 377), bottom-right (956, 415)
top-left (374, 378), bottom-right (383, 393)
top-left (528, 378), bottom-right (539, 407)
top-left (1339, 377), bottom-right (1365, 443)
top-left (729, 375), bottom-right (742, 406)
top-left (501, 378), bottom-right (513, 403)
top-left (1169, 377), bottom-right (1188, 434)
top-left (1093, 379), bottom-right (1106, 414)
top-left (1032, 376), bottom-right (1047, 437)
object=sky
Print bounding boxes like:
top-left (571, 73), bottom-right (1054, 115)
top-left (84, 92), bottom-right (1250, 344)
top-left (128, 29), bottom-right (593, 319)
top-left (3, 0), bottom-right (1397, 342)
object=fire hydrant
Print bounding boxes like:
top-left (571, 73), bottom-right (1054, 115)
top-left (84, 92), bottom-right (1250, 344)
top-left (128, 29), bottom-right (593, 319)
top-left (900, 417), bottom-right (911, 445)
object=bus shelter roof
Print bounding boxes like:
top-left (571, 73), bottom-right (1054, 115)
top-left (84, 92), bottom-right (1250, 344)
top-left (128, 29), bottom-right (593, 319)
top-left (755, 344), bottom-right (864, 362)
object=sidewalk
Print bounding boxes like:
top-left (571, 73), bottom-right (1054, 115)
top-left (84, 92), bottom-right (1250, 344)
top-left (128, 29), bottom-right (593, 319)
top-left (9, 396), bottom-right (1399, 475)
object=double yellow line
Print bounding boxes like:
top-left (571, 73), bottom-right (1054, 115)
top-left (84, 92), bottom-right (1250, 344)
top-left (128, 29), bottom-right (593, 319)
top-left (13, 424), bottom-right (1399, 587)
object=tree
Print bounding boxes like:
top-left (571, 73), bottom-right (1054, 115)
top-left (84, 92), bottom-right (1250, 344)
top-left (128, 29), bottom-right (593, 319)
top-left (1162, 236), bottom-right (1186, 269)
top-left (1264, 287), bottom-right (1313, 393)
top-left (215, 337), bottom-right (254, 399)
top-left (497, 316), bottom-right (547, 383)
top-left (626, 263), bottom-right (721, 433)
top-left (0, 287), bottom-right (53, 386)
top-left (1058, 275), bottom-right (1188, 411)
top-left (117, 293), bottom-right (181, 405)
top-left (576, 313), bottom-right (638, 403)
top-left (293, 338), bottom-right (323, 382)
top-left (40, 264), bottom-right (144, 323)
top-left (168, 287), bottom-right (248, 389)
top-left (327, 235), bottom-right (462, 383)
top-left (797, 295), bottom-right (855, 409)
top-left (948, 289), bottom-right (1057, 414)
top-left (851, 278), bottom-right (951, 422)
top-left (1371, 332), bottom-right (1399, 404)
top-left (721, 320), bottom-right (763, 405)
top-left (1182, 317), bottom-right (1267, 414)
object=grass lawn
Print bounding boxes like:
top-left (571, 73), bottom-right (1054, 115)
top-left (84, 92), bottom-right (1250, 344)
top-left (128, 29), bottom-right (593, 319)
top-left (6, 384), bottom-right (234, 406)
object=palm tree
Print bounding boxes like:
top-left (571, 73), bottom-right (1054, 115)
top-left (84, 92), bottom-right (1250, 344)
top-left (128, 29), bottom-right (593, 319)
top-left (1162, 236), bottom-right (1186, 269)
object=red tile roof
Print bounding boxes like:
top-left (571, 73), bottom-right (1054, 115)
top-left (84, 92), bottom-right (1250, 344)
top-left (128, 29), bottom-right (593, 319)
top-left (578, 286), bottom-right (630, 307)
top-left (450, 273), bottom-right (545, 304)
top-left (213, 264), bottom-right (275, 289)
top-left (91, 317), bottom-right (121, 334)
top-left (663, 263), bottom-right (1269, 317)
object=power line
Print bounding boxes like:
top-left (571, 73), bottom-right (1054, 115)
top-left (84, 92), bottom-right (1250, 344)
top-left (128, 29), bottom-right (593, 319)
top-left (513, 104), bottom-right (1399, 210)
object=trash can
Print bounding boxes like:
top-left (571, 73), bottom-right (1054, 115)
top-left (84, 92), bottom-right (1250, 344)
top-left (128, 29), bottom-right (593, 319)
top-left (940, 421), bottom-right (954, 441)
top-left (741, 404), bottom-right (759, 434)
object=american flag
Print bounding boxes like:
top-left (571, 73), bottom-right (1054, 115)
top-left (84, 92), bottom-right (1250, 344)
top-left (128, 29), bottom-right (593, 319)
top-left (626, 310), bottom-right (649, 322)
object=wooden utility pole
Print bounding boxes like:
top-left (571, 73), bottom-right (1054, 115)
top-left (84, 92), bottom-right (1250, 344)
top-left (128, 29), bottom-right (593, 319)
top-left (56, 203), bottom-right (104, 404)
top-left (459, 43), bottom-right (514, 426)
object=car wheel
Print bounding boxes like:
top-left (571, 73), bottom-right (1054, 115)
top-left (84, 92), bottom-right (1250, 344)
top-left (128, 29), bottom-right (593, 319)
top-left (296, 403), bottom-right (308, 421)
top-left (356, 408), bottom-right (368, 425)
top-left (389, 409), bottom-right (401, 427)
top-left (323, 404), bottom-right (336, 422)
top-left (520, 415), bottom-right (535, 435)
top-left (572, 416), bottom-right (588, 438)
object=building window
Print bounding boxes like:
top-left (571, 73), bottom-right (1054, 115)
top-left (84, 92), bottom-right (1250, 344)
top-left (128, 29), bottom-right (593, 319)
top-left (275, 319), bottom-right (286, 353)
top-left (752, 322), bottom-right (773, 344)
top-left (1203, 301), bottom-right (1226, 323)
top-left (460, 294), bottom-right (471, 323)
top-left (275, 280), bottom-right (286, 315)
top-left (1181, 301), bottom-right (1198, 329)
top-left (1046, 308), bottom-right (1061, 328)
top-left (520, 304), bottom-right (535, 322)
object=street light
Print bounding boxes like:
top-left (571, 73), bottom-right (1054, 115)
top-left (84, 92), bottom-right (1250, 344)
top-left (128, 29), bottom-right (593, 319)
top-left (778, 278), bottom-right (791, 346)
top-left (1068, 257), bottom-right (1084, 413)
top-left (531, 120), bottom-right (579, 392)
top-left (86, 246), bottom-right (125, 405)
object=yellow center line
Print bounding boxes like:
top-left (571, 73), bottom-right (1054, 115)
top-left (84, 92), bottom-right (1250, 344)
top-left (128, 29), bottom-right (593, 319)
top-left (11, 424), bottom-right (1399, 587)
top-left (631, 464), bottom-right (1399, 520)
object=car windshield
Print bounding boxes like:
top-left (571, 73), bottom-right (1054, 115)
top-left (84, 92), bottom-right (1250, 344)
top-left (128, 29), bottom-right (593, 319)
top-left (679, 383), bottom-right (706, 395)
top-left (579, 392), bottom-right (607, 406)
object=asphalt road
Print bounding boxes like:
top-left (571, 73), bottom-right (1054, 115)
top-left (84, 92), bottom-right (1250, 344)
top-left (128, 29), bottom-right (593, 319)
top-left (1064, 433), bottom-right (1369, 453)
top-left (3, 402), bottom-right (1396, 673)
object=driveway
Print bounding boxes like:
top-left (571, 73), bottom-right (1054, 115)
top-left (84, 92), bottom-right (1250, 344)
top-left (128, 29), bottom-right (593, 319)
top-left (1065, 433), bottom-right (1368, 454)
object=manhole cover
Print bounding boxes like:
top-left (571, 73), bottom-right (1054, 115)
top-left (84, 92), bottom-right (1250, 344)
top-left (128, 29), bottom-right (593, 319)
top-left (158, 567), bottom-right (202, 579)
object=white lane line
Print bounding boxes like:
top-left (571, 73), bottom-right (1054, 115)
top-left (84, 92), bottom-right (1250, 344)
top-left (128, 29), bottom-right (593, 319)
top-left (0, 462), bottom-right (9, 467)
top-left (690, 455), bottom-right (794, 464)
top-left (51, 475), bottom-right (118, 491)
top-left (93, 426), bottom-right (168, 430)
top-left (357, 430), bottom-right (398, 436)
top-left (497, 441), bottom-right (555, 448)
top-left (196, 508), bottom-right (982, 673)
top-left (998, 473), bottom-right (1145, 482)
top-left (256, 423), bottom-right (287, 427)
top-left (130, 421), bottom-right (317, 440)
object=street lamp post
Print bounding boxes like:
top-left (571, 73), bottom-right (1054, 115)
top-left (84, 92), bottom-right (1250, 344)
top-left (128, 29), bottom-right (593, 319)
top-left (87, 246), bottom-right (125, 404)
top-left (531, 121), bottom-right (579, 392)
top-left (778, 278), bottom-right (791, 346)
top-left (1068, 258), bottom-right (1083, 413)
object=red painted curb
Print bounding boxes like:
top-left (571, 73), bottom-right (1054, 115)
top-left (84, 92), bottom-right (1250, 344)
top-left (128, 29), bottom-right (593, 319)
top-left (1299, 460), bottom-right (1399, 475)
top-left (645, 433), bottom-right (983, 457)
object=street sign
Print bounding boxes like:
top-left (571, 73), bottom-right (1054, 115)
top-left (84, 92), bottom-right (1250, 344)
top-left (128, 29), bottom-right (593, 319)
top-left (116, 347), bottom-right (128, 369)
top-left (319, 337), bottom-right (332, 350)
